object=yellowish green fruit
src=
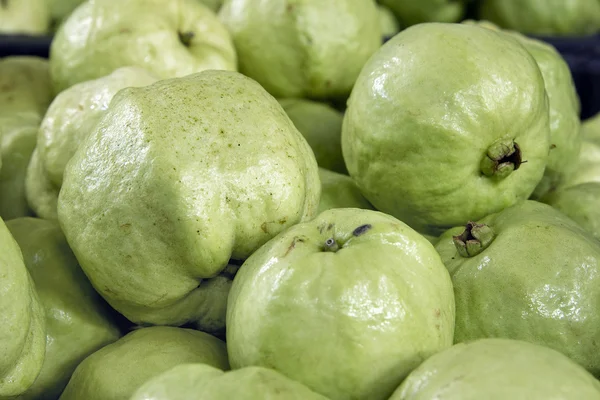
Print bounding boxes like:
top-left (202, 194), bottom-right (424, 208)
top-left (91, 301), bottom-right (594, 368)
top-left (435, 200), bottom-right (600, 375)
top-left (317, 168), bottom-right (372, 214)
top-left (197, 0), bottom-right (222, 12)
top-left (46, 0), bottom-right (83, 30)
top-left (50, 0), bottom-right (237, 93)
top-left (59, 326), bottom-right (229, 400)
top-left (131, 364), bottom-right (329, 400)
top-left (6, 218), bottom-right (121, 400)
top-left (391, 338), bottom-right (600, 399)
top-left (377, 4), bottom-right (400, 38)
top-left (219, 0), bottom-right (381, 99)
top-left (380, 0), bottom-right (465, 26)
top-left (57, 70), bottom-right (320, 330)
top-left (342, 23), bottom-right (550, 235)
top-left (583, 113), bottom-right (600, 141)
top-left (566, 132), bottom-right (600, 187)
top-left (0, 217), bottom-right (46, 397)
top-left (227, 208), bottom-right (455, 400)
top-left (0, 0), bottom-right (49, 35)
top-left (279, 98), bottom-right (346, 173)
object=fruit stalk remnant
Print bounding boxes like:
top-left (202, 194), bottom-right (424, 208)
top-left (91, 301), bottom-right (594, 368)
top-left (323, 238), bottom-right (340, 252)
top-left (453, 222), bottom-right (495, 257)
top-left (480, 139), bottom-right (522, 179)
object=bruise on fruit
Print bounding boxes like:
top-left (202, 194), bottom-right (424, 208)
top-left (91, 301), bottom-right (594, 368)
top-left (284, 236), bottom-right (305, 257)
top-left (261, 222), bottom-right (268, 233)
top-left (318, 222), bottom-right (335, 234)
top-left (352, 224), bottom-right (372, 236)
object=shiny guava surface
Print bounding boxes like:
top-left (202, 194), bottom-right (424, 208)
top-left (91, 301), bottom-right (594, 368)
top-left (227, 208), bottom-right (455, 400)
top-left (279, 98), bottom-right (346, 173)
top-left (57, 70), bottom-right (320, 329)
top-left (59, 326), bottom-right (229, 400)
top-left (390, 338), bottom-right (600, 400)
top-left (435, 200), bottom-right (600, 375)
top-left (342, 23), bottom-right (550, 235)
top-left (317, 168), bottom-right (373, 214)
top-left (131, 364), bottom-right (329, 400)
top-left (6, 217), bottom-right (121, 400)
top-left (0, 0), bottom-right (49, 34)
top-left (219, 0), bottom-right (381, 99)
top-left (26, 66), bottom-right (158, 220)
top-left (380, 0), bottom-right (466, 26)
top-left (49, 0), bottom-right (237, 93)
top-left (0, 218), bottom-right (46, 397)
top-left (480, 0), bottom-right (600, 36)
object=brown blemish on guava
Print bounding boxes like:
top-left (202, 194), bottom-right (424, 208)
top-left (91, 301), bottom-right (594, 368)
top-left (352, 224), bottom-right (372, 236)
top-left (284, 236), bottom-right (305, 257)
top-left (261, 222), bottom-right (268, 233)
top-left (279, 217), bottom-right (287, 225)
top-left (120, 223), bottom-right (131, 229)
top-left (434, 309), bottom-right (441, 317)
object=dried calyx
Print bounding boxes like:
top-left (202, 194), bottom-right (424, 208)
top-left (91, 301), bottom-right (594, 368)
top-left (453, 221), bottom-right (495, 257)
top-left (178, 31), bottom-right (195, 47)
top-left (480, 138), bottom-right (523, 179)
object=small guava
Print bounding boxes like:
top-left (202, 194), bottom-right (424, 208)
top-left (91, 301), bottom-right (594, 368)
top-left (380, 0), bottom-right (466, 27)
top-left (317, 168), bottom-right (373, 214)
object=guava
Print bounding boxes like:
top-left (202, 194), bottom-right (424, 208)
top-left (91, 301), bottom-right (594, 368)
top-left (219, 0), bottom-right (381, 99)
top-left (583, 113), bottom-right (600, 141)
top-left (480, 0), bottom-right (600, 36)
top-left (6, 218), bottom-right (121, 400)
top-left (26, 66), bottom-right (158, 221)
top-left (391, 338), bottom-right (600, 399)
top-left (46, 0), bottom-right (83, 31)
top-left (342, 23), bottom-right (550, 235)
top-left (0, 218), bottom-right (46, 397)
top-left (59, 326), bottom-right (229, 400)
top-left (380, 0), bottom-right (466, 26)
top-left (435, 200), bottom-right (600, 375)
top-left (377, 4), bottom-right (400, 39)
top-left (131, 364), bottom-right (329, 400)
top-left (317, 168), bottom-right (373, 214)
top-left (50, 0), bottom-right (237, 94)
top-left (0, 0), bottom-right (49, 35)
top-left (197, 0), bottom-right (222, 12)
top-left (57, 70), bottom-right (320, 330)
top-left (541, 182), bottom-right (600, 241)
top-left (565, 133), bottom-right (600, 187)
top-left (279, 98), bottom-right (346, 173)
top-left (227, 208), bottom-right (455, 400)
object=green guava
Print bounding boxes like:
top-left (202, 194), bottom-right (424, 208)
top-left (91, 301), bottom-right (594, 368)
top-left (565, 133), bottom-right (600, 187)
top-left (46, 0), bottom-right (84, 31)
top-left (227, 208), bottom-right (455, 400)
top-left (58, 326), bottom-right (229, 400)
top-left (6, 217), bottom-right (121, 400)
top-left (50, 0), bottom-right (237, 93)
top-left (197, 0), bottom-right (222, 12)
top-left (342, 23), bottom-right (550, 235)
top-left (278, 98), bottom-right (346, 173)
top-left (541, 182), bottom-right (600, 241)
top-left (0, 218), bottom-right (46, 397)
top-left (390, 338), bottom-right (600, 399)
top-left (26, 66), bottom-right (158, 221)
top-left (0, 0), bottom-right (49, 35)
top-left (57, 70), bottom-right (320, 330)
top-left (219, 0), bottom-right (381, 99)
top-left (317, 168), bottom-right (373, 214)
top-left (583, 113), bottom-right (600, 141)
top-left (131, 364), bottom-right (329, 400)
top-left (435, 200), bottom-right (600, 375)
top-left (380, 0), bottom-right (466, 26)
top-left (377, 4), bottom-right (400, 39)
top-left (480, 0), bottom-right (600, 36)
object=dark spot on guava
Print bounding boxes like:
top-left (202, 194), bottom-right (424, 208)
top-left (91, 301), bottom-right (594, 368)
top-left (352, 224), bottom-right (372, 237)
top-left (279, 217), bottom-right (287, 225)
top-left (120, 28), bottom-right (131, 34)
top-left (178, 31), bottom-right (195, 47)
top-left (261, 222), bottom-right (268, 233)
top-left (327, 223), bottom-right (334, 231)
top-left (120, 223), bottom-right (131, 229)
top-left (434, 309), bottom-right (441, 317)
top-left (284, 237), bottom-right (301, 256)
top-left (550, 144), bottom-right (557, 150)
top-left (286, 4), bottom-right (295, 12)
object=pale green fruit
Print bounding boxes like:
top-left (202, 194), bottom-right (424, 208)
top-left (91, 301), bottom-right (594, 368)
top-left (227, 208), bottom-right (455, 400)
top-left (0, 114), bottom-right (39, 220)
top-left (342, 23), bottom-right (550, 235)
top-left (0, 0), bottom-right (49, 35)
top-left (46, 0), bottom-right (84, 30)
top-left (380, 0), bottom-right (466, 26)
top-left (391, 338), bottom-right (600, 399)
top-left (59, 326), bottom-right (229, 400)
top-left (378, 4), bottom-right (400, 38)
top-left (50, 0), bottom-right (237, 93)
top-left (219, 0), bottom-right (381, 99)
top-left (57, 70), bottom-right (320, 330)
top-left (317, 168), bottom-right (372, 214)
top-left (26, 66), bottom-right (158, 221)
top-left (197, 0), bottom-right (222, 12)
top-left (279, 98), bottom-right (346, 173)
top-left (466, 21), bottom-right (581, 198)
top-left (6, 218), bottom-right (121, 400)
top-left (542, 182), bottom-right (600, 241)
top-left (435, 200), bottom-right (600, 375)
top-left (566, 133), bottom-right (600, 187)
top-left (480, 0), bottom-right (600, 36)
top-left (583, 113), bottom-right (600, 141)
top-left (0, 218), bottom-right (46, 397)
top-left (131, 364), bottom-right (329, 400)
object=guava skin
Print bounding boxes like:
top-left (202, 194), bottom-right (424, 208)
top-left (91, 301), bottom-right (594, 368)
top-left (390, 338), bottom-right (600, 400)
top-left (227, 208), bottom-right (455, 400)
top-left (0, 0), bottom-right (49, 35)
top-left (50, 0), bottom-right (237, 93)
top-left (317, 168), bottom-right (373, 214)
top-left (58, 326), bottom-right (229, 400)
top-left (377, 4), bottom-right (400, 39)
top-left (435, 200), bottom-right (600, 376)
top-left (380, 0), bottom-right (465, 26)
top-left (0, 218), bottom-right (46, 397)
top-left (131, 364), bottom-right (330, 400)
top-left (219, 0), bottom-right (381, 99)
top-left (57, 70), bottom-right (320, 329)
top-left (342, 23), bottom-right (550, 235)
top-left (6, 218), bottom-right (121, 400)
top-left (480, 0), bottom-right (600, 37)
